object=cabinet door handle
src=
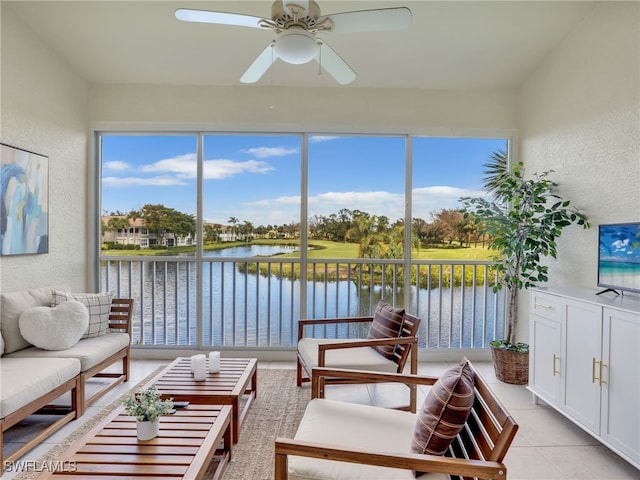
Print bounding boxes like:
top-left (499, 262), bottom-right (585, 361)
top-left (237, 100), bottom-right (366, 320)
top-left (592, 357), bottom-right (599, 384)
top-left (552, 354), bottom-right (560, 376)
top-left (599, 361), bottom-right (607, 386)
top-left (592, 358), bottom-right (607, 386)
top-left (535, 302), bottom-right (553, 309)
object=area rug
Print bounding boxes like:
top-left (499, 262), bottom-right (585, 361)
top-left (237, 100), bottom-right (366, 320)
top-left (16, 368), bottom-right (309, 480)
top-left (218, 368), bottom-right (309, 480)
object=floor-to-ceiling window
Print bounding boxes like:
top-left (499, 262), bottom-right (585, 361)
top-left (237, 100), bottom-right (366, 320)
top-left (202, 134), bottom-right (302, 346)
top-left (412, 137), bottom-right (508, 347)
top-left (99, 132), bottom-right (509, 349)
top-left (307, 135), bottom-right (406, 319)
top-left (100, 134), bottom-right (198, 344)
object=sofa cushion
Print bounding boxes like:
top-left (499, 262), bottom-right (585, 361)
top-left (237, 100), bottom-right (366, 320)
top-left (52, 290), bottom-right (113, 339)
top-left (5, 332), bottom-right (130, 372)
top-left (298, 338), bottom-right (399, 373)
top-left (0, 285), bottom-right (69, 354)
top-left (0, 357), bottom-right (80, 419)
top-left (411, 360), bottom-right (475, 458)
top-left (19, 301), bottom-right (89, 351)
top-left (367, 301), bottom-right (405, 360)
top-left (288, 398), bottom-right (447, 480)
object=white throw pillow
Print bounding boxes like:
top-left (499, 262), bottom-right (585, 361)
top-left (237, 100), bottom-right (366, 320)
top-left (52, 290), bottom-right (113, 338)
top-left (18, 300), bottom-right (89, 351)
top-left (0, 285), bottom-right (70, 354)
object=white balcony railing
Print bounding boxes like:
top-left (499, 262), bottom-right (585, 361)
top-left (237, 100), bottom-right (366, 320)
top-left (101, 256), bottom-right (504, 351)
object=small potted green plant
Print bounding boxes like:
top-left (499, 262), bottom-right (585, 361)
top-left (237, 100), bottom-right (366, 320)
top-left (461, 157), bottom-right (589, 384)
top-left (123, 385), bottom-right (174, 440)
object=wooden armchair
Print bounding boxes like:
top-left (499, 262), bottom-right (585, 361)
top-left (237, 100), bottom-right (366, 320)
top-left (296, 312), bottom-right (421, 409)
top-left (276, 361), bottom-right (519, 480)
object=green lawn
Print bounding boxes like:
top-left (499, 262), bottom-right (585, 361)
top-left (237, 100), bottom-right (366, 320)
top-left (103, 239), bottom-right (495, 261)
top-left (414, 245), bottom-right (495, 261)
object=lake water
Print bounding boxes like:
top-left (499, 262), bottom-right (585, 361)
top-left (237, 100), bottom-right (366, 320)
top-left (103, 245), bottom-right (504, 349)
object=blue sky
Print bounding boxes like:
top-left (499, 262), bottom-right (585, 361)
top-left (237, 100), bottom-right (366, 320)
top-left (101, 134), bottom-right (506, 226)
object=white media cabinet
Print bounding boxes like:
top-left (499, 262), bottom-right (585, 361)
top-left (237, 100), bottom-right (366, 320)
top-left (528, 286), bottom-right (640, 469)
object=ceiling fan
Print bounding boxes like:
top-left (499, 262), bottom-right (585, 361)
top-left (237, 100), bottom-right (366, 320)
top-left (175, 1), bottom-right (411, 85)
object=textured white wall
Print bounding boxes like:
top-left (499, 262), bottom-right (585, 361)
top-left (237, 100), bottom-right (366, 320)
top-left (89, 85), bottom-right (516, 134)
top-left (1, 8), bottom-right (89, 293)
top-left (516, 1), bottom-right (640, 340)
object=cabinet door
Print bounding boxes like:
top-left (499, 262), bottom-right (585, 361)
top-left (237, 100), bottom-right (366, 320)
top-left (562, 299), bottom-right (602, 434)
top-left (529, 313), bottom-right (562, 405)
top-left (601, 308), bottom-right (640, 466)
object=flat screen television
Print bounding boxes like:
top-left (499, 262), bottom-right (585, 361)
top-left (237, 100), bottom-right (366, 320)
top-left (597, 222), bottom-right (640, 295)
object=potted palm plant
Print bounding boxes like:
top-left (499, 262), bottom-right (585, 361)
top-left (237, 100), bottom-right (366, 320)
top-left (123, 385), bottom-right (174, 440)
top-left (460, 155), bottom-right (589, 384)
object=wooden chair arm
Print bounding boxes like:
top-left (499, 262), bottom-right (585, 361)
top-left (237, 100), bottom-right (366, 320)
top-left (317, 336), bottom-right (417, 352)
top-left (311, 367), bottom-right (437, 399)
top-left (274, 438), bottom-right (507, 480)
top-left (299, 316), bottom-right (374, 326)
top-left (298, 316), bottom-right (373, 340)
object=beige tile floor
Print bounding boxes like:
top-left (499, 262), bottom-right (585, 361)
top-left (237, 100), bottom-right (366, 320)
top-left (2, 359), bottom-right (638, 479)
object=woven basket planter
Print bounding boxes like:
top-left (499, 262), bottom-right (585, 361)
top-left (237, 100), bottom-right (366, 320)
top-left (491, 344), bottom-right (529, 385)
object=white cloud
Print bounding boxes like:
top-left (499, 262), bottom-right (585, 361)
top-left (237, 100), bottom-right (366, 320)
top-left (413, 185), bottom-right (485, 202)
top-left (203, 159), bottom-right (273, 179)
top-left (309, 136), bottom-right (339, 143)
top-left (246, 195), bottom-right (301, 207)
top-left (237, 186), bottom-right (488, 225)
top-left (102, 176), bottom-right (188, 187)
top-left (241, 147), bottom-right (298, 158)
top-left (412, 186), bottom-right (487, 217)
top-left (103, 160), bottom-right (131, 171)
top-left (125, 153), bottom-right (273, 181)
top-left (141, 153), bottom-right (196, 178)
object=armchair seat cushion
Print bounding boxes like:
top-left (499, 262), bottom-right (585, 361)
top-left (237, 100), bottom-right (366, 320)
top-left (298, 338), bottom-right (400, 373)
top-left (5, 332), bottom-right (130, 372)
top-left (288, 398), bottom-right (447, 480)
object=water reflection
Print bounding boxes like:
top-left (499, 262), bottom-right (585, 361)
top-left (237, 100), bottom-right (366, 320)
top-left (102, 245), bottom-right (503, 349)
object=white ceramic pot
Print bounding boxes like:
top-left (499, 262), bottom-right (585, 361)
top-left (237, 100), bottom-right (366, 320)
top-left (136, 420), bottom-right (159, 441)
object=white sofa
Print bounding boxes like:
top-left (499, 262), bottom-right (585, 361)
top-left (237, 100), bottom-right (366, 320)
top-left (0, 286), bottom-right (133, 472)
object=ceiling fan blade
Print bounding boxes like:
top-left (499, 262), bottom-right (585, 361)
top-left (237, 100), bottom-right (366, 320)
top-left (175, 8), bottom-right (266, 29)
top-left (328, 7), bottom-right (412, 33)
top-left (316, 42), bottom-right (356, 85)
top-left (283, 0), bottom-right (310, 17)
top-left (240, 43), bottom-right (278, 83)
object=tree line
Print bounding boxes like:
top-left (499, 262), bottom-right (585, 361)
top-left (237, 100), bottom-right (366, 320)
top-left (103, 205), bottom-right (487, 254)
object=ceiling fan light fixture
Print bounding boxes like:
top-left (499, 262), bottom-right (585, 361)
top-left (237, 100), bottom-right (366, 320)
top-left (274, 30), bottom-right (317, 64)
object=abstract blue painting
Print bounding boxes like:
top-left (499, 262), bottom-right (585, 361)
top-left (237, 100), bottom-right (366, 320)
top-left (0, 143), bottom-right (49, 255)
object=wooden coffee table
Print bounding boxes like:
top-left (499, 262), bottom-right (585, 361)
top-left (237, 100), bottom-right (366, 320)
top-left (152, 357), bottom-right (257, 443)
top-left (36, 403), bottom-right (232, 479)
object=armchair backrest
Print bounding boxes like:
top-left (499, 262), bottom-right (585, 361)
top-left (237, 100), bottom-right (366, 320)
top-left (391, 313), bottom-right (421, 372)
top-left (452, 359), bottom-right (519, 468)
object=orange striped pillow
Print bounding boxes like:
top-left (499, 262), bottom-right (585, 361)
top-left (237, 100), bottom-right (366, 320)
top-left (367, 301), bottom-right (405, 360)
top-left (411, 359), bottom-right (475, 459)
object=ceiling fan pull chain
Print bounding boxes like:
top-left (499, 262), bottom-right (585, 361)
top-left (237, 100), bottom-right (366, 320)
top-left (317, 41), bottom-right (322, 75)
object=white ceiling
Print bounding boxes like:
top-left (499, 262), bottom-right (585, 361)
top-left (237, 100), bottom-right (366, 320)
top-left (5, 0), bottom-right (596, 90)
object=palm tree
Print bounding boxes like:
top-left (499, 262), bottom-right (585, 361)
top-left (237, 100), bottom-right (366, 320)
top-left (228, 217), bottom-right (239, 240)
top-left (482, 149), bottom-right (509, 201)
